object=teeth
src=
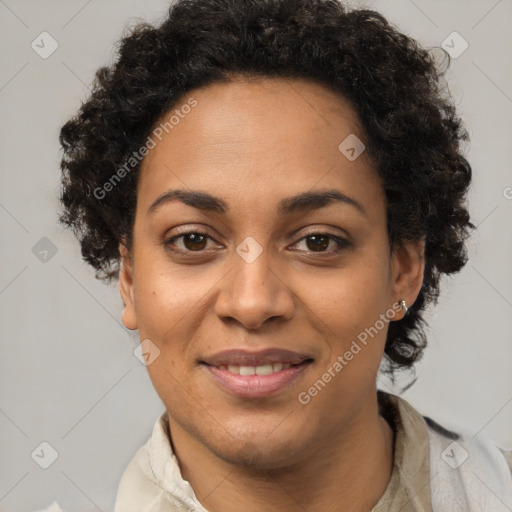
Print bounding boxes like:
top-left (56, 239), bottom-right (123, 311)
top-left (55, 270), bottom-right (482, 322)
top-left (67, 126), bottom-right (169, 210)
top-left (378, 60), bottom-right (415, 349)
top-left (218, 362), bottom-right (294, 375)
top-left (255, 364), bottom-right (273, 376)
top-left (239, 365), bottom-right (255, 376)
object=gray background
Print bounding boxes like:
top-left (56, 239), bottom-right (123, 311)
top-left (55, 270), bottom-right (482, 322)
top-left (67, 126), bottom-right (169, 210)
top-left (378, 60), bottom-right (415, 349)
top-left (0, 0), bottom-right (511, 510)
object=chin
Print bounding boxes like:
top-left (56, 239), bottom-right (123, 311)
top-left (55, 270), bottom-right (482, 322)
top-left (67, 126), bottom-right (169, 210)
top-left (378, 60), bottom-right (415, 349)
top-left (206, 427), bottom-right (306, 471)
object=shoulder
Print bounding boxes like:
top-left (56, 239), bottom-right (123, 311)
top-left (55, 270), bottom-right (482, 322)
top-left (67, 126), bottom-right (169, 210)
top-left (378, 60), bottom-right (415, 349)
top-left (380, 392), bottom-right (512, 511)
top-left (383, 391), bottom-right (512, 478)
top-left (113, 437), bottom-right (162, 511)
top-left (423, 412), bottom-right (512, 511)
top-left (113, 413), bottom-right (168, 512)
top-left (498, 447), bottom-right (512, 476)
top-left (113, 411), bottom-right (206, 512)
top-left (423, 413), bottom-right (512, 476)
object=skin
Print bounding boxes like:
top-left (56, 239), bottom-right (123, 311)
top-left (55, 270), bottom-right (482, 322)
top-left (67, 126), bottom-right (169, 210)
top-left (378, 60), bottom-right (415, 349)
top-left (119, 77), bottom-right (425, 512)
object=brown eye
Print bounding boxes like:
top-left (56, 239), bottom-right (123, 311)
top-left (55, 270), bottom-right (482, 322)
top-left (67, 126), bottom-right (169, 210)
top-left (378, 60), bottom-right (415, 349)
top-left (291, 233), bottom-right (350, 254)
top-left (305, 235), bottom-right (330, 251)
top-left (183, 233), bottom-right (208, 251)
top-left (164, 231), bottom-right (217, 252)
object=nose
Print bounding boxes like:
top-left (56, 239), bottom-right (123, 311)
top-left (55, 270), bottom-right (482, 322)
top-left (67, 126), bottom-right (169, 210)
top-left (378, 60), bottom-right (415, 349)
top-left (213, 247), bottom-right (295, 330)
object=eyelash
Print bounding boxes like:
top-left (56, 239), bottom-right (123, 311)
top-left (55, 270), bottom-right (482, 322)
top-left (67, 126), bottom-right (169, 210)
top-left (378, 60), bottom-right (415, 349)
top-left (163, 230), bottom-right (350, 255)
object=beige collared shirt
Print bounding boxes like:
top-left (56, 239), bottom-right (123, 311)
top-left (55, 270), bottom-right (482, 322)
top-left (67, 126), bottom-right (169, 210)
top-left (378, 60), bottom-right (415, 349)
top-left (373, 392), bottom-right (512, 511)
top-left (113, 391), bottom-right (512, 511)
top-left (372, 392), bottom-right (434, 511)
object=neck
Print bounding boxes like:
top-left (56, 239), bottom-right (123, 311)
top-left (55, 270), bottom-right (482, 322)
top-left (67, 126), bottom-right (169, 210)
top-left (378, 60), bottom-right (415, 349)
top-left (168, 391), bottom-right (395, 512)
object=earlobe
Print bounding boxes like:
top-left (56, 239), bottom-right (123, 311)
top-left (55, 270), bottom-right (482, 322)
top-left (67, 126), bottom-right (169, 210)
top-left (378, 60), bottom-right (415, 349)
top-left (391, 238), bottom-right (425, 314)
top-left (119, 242), bottom-right (138, 331)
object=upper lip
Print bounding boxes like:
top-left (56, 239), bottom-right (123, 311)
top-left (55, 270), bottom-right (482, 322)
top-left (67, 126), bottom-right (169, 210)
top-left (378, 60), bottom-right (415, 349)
top-left (201, 348), bottom-right (313, 367)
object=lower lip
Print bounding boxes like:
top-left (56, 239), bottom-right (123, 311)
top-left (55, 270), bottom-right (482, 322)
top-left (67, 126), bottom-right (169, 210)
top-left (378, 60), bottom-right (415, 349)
top-left (202, 361), bottom-right (311, 398)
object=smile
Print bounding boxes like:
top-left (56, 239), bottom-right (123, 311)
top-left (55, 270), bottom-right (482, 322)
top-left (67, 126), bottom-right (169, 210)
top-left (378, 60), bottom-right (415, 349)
top-left (217, 362), bottom-right (292, 375)
top-left (199, 347), bottom-right (314, 398)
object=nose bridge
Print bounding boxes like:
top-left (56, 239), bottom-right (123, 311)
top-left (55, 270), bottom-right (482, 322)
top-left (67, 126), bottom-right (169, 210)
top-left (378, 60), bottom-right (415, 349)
top-left (235, 246), bottom-right (275, 295)
top-left (214, 240), bottom-right (294, 329)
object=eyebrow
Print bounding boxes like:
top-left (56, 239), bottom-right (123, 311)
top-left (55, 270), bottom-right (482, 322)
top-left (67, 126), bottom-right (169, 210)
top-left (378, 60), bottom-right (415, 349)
top-left (147, 188), bottom-right (366, 217)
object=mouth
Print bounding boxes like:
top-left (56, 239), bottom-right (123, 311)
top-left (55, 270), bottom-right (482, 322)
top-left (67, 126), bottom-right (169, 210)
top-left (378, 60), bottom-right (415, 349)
top-left (199, 348), bottom-right (314, 398)
top-left (212, 361), bottom-right (298, 375)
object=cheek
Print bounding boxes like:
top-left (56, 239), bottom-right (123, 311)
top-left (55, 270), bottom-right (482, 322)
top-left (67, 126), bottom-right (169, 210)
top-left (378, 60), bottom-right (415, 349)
top-left (132, 268), bottom-right (209, 403)
top-left (294, 260), bottom-right (391, 420)
top-left (133, 259), bottom-right (210, 336)
top-left (299, 254), bottom-right (391, 342)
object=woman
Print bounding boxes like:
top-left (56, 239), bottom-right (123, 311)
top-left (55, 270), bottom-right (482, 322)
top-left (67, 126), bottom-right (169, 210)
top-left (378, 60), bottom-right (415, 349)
top-left (58, 0), bottom-right (512, 510)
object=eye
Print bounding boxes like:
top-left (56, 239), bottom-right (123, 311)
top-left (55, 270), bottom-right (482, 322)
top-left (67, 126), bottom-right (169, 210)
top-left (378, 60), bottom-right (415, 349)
top-left (292, 233), bottom-right (349, 253)
top-left (165, 231), bottom-right (220, 252)
top-left (163, 230), bottom-right (349, 255)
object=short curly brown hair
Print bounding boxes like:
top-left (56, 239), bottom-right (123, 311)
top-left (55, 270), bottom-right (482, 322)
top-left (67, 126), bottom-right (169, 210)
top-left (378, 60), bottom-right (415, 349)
top-left (58, 0), bottom-right (474, 375)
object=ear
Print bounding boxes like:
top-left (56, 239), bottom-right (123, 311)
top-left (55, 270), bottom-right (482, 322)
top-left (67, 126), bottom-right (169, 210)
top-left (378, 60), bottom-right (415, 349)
top-left (119, 242), bottom-right (138, 330)
top-left (390, 238), bottom-right (425, 317)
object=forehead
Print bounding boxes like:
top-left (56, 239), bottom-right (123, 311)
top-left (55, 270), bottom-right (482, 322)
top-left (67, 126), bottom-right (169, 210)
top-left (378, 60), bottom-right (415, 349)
top-left (137, 77), bottom-right (382, 215)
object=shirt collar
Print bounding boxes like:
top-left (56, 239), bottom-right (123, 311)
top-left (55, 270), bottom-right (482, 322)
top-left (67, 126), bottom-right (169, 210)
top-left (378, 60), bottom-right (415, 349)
top-left (148, 412), bottom-right (208, 511)
top-left (372, 391), bottom-right (433, 511)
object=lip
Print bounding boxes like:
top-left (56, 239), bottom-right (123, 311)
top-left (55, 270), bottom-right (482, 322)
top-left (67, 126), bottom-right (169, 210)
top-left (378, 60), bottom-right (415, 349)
top-left (202, 360), bottom-right (312, 398)
top-left (200, 348), bottom-right (312, 367)
top-left (200, 348), bottom-right (314, 399)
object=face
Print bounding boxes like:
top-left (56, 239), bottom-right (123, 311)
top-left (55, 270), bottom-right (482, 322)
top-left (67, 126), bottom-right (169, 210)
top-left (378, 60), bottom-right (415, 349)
top-left (120, 78), bottom-right (424, 469)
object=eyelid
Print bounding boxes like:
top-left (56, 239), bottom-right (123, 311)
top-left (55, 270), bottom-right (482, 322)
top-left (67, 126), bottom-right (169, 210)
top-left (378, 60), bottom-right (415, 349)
top-left (287, 224), bottom-right (351, 244)
top-left (163, 224), bottom-right (220, 241)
